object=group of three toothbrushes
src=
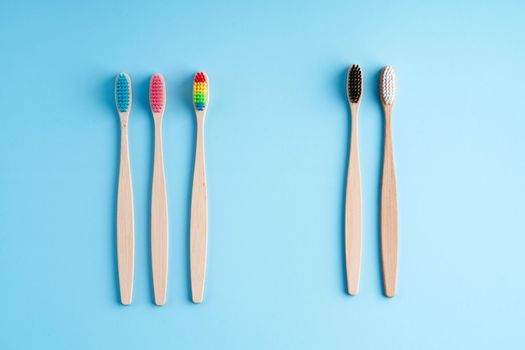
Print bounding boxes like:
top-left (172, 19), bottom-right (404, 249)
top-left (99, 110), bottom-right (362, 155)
top-left (345, 65), bottom-right (398, 297)
top-left (115, 72), bottom-right (210, 305)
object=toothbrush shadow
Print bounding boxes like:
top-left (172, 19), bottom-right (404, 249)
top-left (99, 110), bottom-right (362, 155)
top-left (104, 75), bottom-right (122, 305)
top-left (335, 66), bottom-right (350, 295)
top-left (371, 68), bottom-right (387, 296)
top-left (175, 74), bottom-right (198, 303)
top-left (136, 76), bottom-right (158, 305)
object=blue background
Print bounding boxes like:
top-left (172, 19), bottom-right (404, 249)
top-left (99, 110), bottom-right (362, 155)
top-left (1, 0), bottom-right (524, 348)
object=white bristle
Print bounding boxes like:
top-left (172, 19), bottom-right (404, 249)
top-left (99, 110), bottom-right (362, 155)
top-left (381, 66), bottom-right (396, 105)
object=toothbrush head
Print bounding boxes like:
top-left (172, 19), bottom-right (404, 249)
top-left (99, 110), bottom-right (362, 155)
top-left (193, 72), bottom-right (208, 111)
top-left (380, 66), bottom-right (396, 105)
top-left (347, 64), bottom-right (363, 104)
top-left (115, 73), bottom-right (132, 113)
top-left (150, 74), bottom-right (166, 114)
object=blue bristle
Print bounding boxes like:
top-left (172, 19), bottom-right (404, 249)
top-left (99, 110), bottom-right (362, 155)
top-left (115, 73), bottom-right (130, 113)
top-left (195, 103), bottom-right (205, 111)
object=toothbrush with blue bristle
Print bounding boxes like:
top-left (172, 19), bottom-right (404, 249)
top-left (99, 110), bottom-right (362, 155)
top-left (114, 72), bottom-right (135, 305)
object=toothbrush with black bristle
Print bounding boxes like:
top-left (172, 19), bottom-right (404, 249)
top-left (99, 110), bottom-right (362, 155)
top-left (345, 64), bottom-right (363, 296)
top-left (115, 72), bottom-right (135, 305)
top-left (150, 73), bottom-right (169, 305)
top-left (380, 66), bottom-right (398, 298)
top-left (190, 72), bottom-right (209, 304)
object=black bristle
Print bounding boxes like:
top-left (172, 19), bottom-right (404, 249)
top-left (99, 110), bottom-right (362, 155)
top-left (347, 65), bottom-right (362, 103)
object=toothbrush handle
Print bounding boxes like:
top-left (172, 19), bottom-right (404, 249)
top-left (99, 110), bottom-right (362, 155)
top-left (345, 108), bottom-right (362, 295)
top-left (151, 119), bottom-right (168, 305)
top-left (117, 125), bottom-right (135, 305)
top-left (381, 109), bottom-right (398, 298)
top-left (190, 118), bottom-right (208, 303)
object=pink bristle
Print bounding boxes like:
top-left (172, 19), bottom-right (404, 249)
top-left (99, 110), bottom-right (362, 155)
top-left (150, 74), bottom-right (165, 113)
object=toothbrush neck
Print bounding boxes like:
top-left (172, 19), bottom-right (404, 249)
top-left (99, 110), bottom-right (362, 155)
top-left (196, 110), bottom-right (206, 125)
top-left (350, 103), bottom-right (360, 119)
top-left (153, 114), bottom-right (164, 127)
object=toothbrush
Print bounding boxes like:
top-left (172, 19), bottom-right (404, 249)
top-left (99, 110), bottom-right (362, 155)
top-left (380, 66), bottom-right (398, 297)
top-left (345, 64), bottom-right (363, 296)
top-left (115, 73), bottom-right (135, 305)
top-left (190, 72), bottom-right (209, 303)
top-left (150, 74), bottom-right (168, 305)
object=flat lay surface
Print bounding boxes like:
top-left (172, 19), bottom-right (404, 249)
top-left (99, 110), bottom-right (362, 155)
top-left (1, 0), bottom-right (524, 349)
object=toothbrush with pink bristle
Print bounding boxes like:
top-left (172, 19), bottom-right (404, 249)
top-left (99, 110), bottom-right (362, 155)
top-left (150, 73), bottom-right (169, 305)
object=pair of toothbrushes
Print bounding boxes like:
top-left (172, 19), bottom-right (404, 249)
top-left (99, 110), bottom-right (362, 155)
top-left (115, 72), bottom-right (210, 305)
top-left (345, 65), bottom-right (398, 298)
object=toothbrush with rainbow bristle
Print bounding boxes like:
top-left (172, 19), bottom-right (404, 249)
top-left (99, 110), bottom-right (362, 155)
top-left (190, 71), bottom-right (209, 303)
top-left (150, 73), bottom-right (169, 305)
top-left (345, 64), bottom-right (363, 296)
top-left (380, 66), bottom-right (398, 298)
top-left (115, 73), bottom-right (135, 305)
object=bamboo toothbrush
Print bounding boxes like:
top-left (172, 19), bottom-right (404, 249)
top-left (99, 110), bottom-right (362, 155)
top-left (115, 73), bottom-right (135, 305)
top-left (190, 72), bottom-right (209, 304)
top-left (380, 66), bottom-right (398, 298)
top-left (150, 73), bottom-right (168, 305)
top-left (345, 64), bottom-right (363, 296)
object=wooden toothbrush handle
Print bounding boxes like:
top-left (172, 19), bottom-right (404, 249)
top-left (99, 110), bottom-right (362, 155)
top-left (345, 110), bottom-right (362, 296)
top-left (117, 125), bottom-right (135, 305)
top-left (381, 110), bottom-right (398, 298)
top-left (151, 119), bottom-right (168, 305)
top-left (190, 119), bottom-right (208, 304)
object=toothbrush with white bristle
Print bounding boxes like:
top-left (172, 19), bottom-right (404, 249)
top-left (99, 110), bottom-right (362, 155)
top-left (345, 64), bottom-right (363, 296)
top-left (380, 66), bottom-right (398, 298)
top-left (150, 73), bottom-right (169, 306)
top-left (190, 71), bottom-right (209, 304)
top-left (115, 73), bottom-right (135, 305)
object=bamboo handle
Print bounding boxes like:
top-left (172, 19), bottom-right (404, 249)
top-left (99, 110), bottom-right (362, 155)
top-left (190, 118), bottom-right (208, 304)
top-left (117, 124), bottom-right (135, 305)
top-left (381, 109), bottom-right (398, 298)
top-left (151, 118), bottom-right (168, 305)
top-left (345, 105), bottom-right (362, 296)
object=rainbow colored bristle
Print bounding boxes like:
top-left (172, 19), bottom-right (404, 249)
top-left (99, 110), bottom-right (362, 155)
top-left (115, 73), bottom-right (131, 113)
top-left (150, 74), bottom-right (165, 113)
top-left (193, 72), bottom-right (208, 111)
